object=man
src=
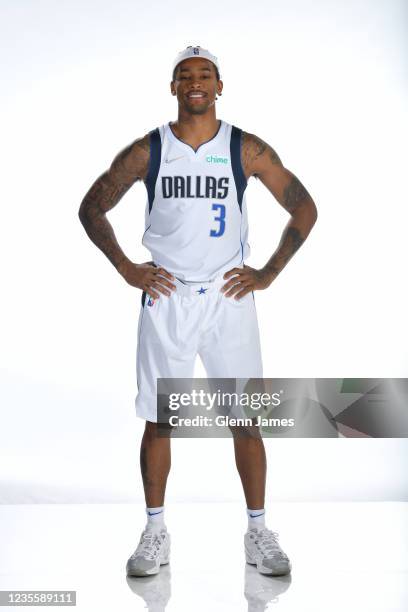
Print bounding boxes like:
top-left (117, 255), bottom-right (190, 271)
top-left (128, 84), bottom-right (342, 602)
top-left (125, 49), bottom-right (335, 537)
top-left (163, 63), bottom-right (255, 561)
top-left (78, 45), bottom-right (317, 578)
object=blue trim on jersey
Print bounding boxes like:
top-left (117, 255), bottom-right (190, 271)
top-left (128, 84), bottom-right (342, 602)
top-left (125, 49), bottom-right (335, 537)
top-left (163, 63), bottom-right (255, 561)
top-left (136, 291), bottom-right (147, 392)
top-left (146, 128), bottom-right (162, 214)
top-left (142, 223), bottom-right (151, 242)
top-left (169, 119), bottom-right (223, 154)
top-left (230, 126), bottom-right (247, 213)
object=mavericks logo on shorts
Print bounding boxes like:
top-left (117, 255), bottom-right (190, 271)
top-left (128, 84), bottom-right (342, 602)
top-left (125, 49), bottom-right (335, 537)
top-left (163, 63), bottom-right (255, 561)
top-left (206, 154), bottom-right (229, 164)
top-left (147, 295), bottom-right (155, 307)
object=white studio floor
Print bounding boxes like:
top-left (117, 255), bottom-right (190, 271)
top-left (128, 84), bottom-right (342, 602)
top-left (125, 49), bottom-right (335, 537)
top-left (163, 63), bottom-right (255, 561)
top-left (0, 501), bottom-right (407, 612)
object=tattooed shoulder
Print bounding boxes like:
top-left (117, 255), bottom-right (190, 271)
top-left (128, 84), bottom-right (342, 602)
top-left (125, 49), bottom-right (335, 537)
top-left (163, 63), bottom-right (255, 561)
top-left (110, 133), bottom-right (150, 184)
top-left (132, 133), bottom-right (151, 182)
top-left (241, 131), bottom-right (282, 179)
top-left (81, 133), bottom-right (151, 215)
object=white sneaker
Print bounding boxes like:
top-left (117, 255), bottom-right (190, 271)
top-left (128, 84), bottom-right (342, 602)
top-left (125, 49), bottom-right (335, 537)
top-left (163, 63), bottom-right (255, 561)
top-left (126, 563), bottom-right (171, 607)
top-left (244, 527), bottom-right (291, 576)
top-left (126, 527), bottom-right (171, 576)
top-left (244, 563), bottom-right (291, 610)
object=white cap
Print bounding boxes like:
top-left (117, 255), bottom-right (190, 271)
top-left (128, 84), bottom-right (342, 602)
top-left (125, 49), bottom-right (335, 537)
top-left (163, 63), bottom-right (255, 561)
top-left (172, 45), bottom-right (221, 79)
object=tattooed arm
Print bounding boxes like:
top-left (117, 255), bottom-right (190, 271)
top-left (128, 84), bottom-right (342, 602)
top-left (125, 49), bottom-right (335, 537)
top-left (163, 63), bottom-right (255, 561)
top-left (222, 131), bottom-right (318, 299)
top-left (78, 134), bottom-right (176, 298)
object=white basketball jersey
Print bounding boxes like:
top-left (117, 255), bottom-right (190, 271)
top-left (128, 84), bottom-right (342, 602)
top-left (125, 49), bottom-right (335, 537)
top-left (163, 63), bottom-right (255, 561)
top-left (142, 119), bottom-right (250, 281)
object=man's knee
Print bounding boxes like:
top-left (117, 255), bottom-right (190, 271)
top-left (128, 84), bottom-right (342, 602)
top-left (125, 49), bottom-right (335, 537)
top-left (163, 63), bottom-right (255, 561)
top-left (144, 420), bottom-right (173, 439)
top-left (229, 423), bottom-right (262, 440)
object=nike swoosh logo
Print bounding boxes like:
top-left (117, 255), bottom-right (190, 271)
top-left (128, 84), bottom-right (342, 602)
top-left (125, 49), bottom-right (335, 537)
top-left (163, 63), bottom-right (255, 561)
top-left (249, 513), bottom-right (265, 518)
top-left (147, 510), bottom-right (163, 516)
top-left (165, 155), bottom-right (185, 164)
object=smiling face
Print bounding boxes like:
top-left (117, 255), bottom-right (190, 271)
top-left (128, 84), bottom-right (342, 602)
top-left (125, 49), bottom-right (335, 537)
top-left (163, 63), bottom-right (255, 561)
top-left (170, 58), bottom-right (223, 115)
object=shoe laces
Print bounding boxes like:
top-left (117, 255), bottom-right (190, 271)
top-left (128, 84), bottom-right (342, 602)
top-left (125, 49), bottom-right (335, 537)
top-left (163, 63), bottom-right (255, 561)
top-left (253, 528), bottom-right (287, 558)
top-left (134, 530), bottom-right (165, 560)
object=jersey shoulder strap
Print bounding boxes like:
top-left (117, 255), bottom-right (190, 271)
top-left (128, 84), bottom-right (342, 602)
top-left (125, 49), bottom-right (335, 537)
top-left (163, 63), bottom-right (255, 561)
top-left (146, 127), bottom-right (162, 213)
top-left (230, 125), bottom-right (247, 212)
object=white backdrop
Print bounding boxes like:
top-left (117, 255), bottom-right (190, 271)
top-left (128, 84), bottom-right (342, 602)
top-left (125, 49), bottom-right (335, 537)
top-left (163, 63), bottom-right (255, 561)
top-left (1, 0), bottom-right (407, 503)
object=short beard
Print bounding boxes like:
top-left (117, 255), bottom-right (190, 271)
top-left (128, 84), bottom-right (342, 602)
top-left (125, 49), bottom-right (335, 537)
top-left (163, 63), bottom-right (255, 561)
top-left (183, 99), bottom-right (214, 115)
top-left (186, 106), bottom-right (208, 115)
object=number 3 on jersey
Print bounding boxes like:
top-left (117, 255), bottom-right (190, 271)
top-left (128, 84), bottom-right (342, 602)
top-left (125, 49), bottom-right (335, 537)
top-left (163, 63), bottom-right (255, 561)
top-left (210, 203), bottom-right (226, 237)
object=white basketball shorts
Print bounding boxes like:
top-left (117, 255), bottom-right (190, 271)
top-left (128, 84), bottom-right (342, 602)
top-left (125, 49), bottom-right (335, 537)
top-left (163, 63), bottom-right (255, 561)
top-left (134, 269), bottom-right (263, 422)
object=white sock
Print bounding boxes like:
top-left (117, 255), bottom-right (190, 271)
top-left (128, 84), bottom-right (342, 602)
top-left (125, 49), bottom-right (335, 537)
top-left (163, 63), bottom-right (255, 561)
top-left (145, 506), bottom-right (166, 531)
top-left (247, 507), bottom-right (266, 530)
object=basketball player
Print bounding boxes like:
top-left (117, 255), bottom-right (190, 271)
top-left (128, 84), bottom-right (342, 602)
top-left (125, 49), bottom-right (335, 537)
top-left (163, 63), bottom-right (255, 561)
top-left (78, 46), bottom-right (317, 577)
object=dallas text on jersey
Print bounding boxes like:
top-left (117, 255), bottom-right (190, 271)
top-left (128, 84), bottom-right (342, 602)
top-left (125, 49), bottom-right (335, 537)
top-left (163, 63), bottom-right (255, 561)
top-left (161, 175), bottom-right (229, 199)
